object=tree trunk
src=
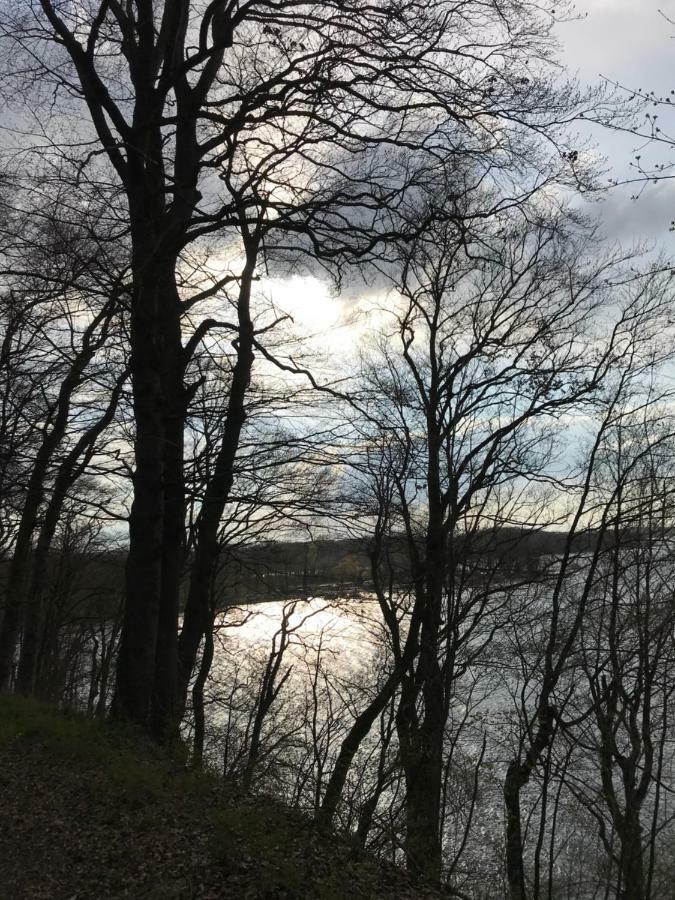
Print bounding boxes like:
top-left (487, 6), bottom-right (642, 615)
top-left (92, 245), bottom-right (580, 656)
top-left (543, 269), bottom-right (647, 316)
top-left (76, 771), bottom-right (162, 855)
top-left (619, 811), bottom-right (645, 900)
top-left (0, 496), bottom-right (43, 691)
top-left (318, 667), bottom-right (400, 828)
top-left (398, 465), bottom-right (446, 884)
top-left (111, 257), bottom-right (166, 727)
top-left (16, 526), bottom-right (57, 695)
top-left (16, 370), bottom-right (125, 695)
top-left (400, 731), bottom-right (443, 882)
top-left (177, 262), bottom-right (256, 718)
top-left (191, 621), bottom-right (214, 768)
top-left (95, 620), bottom-right (120, 720)
top-left (396, 673), bottom-right (444, 883)
top-left (0, 306), bottom-right (110, 690)
top-left (504, 760), bottom-right (528, 900)
top-left (152, 284), bottom-right (186, 742)
top-left (503, 707), bottom-right (557, 900)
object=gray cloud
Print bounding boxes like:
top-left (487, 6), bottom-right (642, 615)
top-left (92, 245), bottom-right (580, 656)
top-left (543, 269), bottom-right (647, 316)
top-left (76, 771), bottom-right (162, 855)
top-left (557, 0), bottom-right (675, 251)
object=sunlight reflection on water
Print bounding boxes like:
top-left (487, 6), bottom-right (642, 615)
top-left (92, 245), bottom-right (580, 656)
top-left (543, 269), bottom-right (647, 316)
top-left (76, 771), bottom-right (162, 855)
top-left (212, 595), bottom-right (381, 675)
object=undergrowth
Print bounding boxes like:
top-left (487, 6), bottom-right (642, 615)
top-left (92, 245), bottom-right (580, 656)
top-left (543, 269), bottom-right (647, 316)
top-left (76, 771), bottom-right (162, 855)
top-left (0, 695), bottom-right (211, 802)
top-left (0, 695), bottom-right (439, 899)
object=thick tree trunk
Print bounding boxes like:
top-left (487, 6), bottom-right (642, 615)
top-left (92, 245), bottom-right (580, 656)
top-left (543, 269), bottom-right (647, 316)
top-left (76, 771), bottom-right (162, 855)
top-left (618, 809), bottom-right (645, 900)
top-left (403, 754), bottom-right (443, 882)
top-left (111, 259), bottom-right (166, 727)
top-left (152, 285), bottom-right (186, 742)
top-left (504, 761), bottom-right (528, 900)
top-left (397, 672), bottom-right (444, 884)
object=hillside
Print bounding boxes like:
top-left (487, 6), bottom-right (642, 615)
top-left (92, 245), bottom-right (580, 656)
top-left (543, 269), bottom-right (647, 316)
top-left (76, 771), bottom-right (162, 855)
top-left (0, 698), bottom-right (443, 900)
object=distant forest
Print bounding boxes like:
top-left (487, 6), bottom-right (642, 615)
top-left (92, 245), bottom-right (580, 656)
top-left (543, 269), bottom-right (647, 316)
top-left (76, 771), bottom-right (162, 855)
top-left (0, 526), bottom-right (597, 616)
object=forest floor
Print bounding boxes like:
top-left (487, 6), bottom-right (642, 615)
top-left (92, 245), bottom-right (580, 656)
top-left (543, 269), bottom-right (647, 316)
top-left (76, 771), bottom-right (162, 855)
top-left (0, 697), bottom-right (443, 900)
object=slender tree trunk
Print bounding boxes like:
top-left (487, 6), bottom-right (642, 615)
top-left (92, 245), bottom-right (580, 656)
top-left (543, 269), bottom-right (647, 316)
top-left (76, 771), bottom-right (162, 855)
top-left (86, 633), bottom-right (100, 717)
top-left (35, 600), bottom-right (59, 701)
top-left (95, 628), bottom-right (115, 720)
top-left (0, 305), bottom-right (110, 689)
top-left (1, 441), bottom-right (69, 690)
top-left (177, 260), bottom-right (256, 718)
top-left (191, 620), bottom-right (214, 768)
top-left (0, 495), bottom-right (43, 690)
top-left (504, 761), bottom-right (528, 900)
top-left (16, 370), bottom-right (125, 694)
top-left (356, 714), bottom-right (394, 847)
top-left (318, 667), bottom-right (400, 828)
top-left (503, 706), bottom-right (557, 900)
top-left (15, 522), bottom-right (58, 695)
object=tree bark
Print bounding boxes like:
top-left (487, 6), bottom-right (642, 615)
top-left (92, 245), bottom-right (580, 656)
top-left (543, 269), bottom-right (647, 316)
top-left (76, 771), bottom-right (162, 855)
top-left (111, 252), bottom-right (167, 726)
top-left (396, 669), bottom-right (444, 884)
top-left (152, 283), bottom-right (186, 742)
top-left (618, 811), bottom-right (645, 900)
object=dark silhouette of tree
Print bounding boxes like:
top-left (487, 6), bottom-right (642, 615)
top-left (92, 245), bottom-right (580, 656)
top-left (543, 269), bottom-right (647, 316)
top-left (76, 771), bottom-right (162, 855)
top-left (321, 184), bottom-right (675, 882)
top-left (0, 0), bottom-right (603, 739)
top-left (0, 206), bottom-right (128, 692)
top-left (502, 325), bottom-right (675, 900)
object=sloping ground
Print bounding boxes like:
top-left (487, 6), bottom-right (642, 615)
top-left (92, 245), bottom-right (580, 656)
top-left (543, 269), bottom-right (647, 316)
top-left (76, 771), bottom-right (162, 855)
top-left (0, 698), bottom-right (442, 900)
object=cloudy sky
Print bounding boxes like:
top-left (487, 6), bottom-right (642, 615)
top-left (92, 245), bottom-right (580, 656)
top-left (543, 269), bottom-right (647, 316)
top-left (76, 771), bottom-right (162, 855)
top-left (244, 3), bottom-right (675, 345)
top-left (558, 0), bottom-right (675, 247)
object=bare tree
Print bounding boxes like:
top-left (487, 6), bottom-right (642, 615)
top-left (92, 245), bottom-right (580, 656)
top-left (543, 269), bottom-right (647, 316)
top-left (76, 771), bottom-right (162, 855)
top-left (0, 0), bottom-right (606, 739)
top-left (561, 416), bottom-right (675, 900)
top-left (0, 207), bottom-right (127, 691)
top-left (326, 188), bottom-right (673, 884)
top-left (502, 317), bottom-right (675, 900)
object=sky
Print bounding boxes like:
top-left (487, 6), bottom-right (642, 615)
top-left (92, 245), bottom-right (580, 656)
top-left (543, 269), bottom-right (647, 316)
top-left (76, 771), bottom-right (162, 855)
top-left (557, 0), bottom-right (675, 246)
top-left (282, 2), bottom-right (675, 343)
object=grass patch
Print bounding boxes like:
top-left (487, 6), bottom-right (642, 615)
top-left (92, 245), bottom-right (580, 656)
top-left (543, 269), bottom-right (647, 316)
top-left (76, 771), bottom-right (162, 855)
top-left (0, 694), bottom-right (213, 805)
top-left (0, 694), bottom-right (109, 757)
top-left (210, 798), bottom-right (389, 900)
top-left (211, 800), bottom-right (315, 895)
